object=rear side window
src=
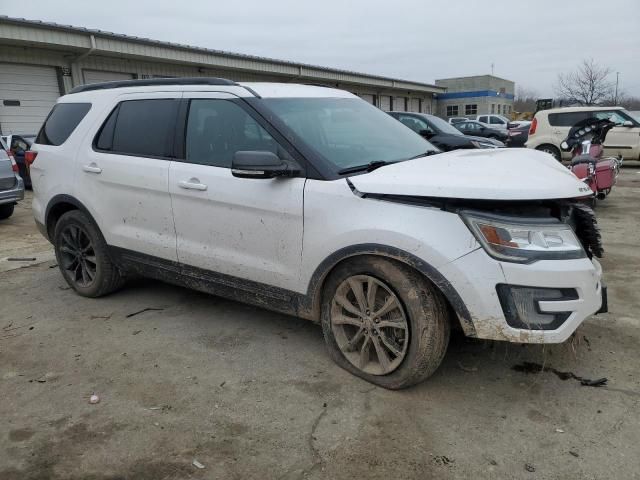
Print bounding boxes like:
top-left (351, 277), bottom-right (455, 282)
top-left (95, 99), bottom-right (178, 157)
top-left (36, 103), bottom-right (91, 146)
top-left (548, 112), bottom-right (592, 127)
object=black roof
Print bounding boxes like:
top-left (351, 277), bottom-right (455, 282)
top-left (69, 77), bottom-right (237, 94)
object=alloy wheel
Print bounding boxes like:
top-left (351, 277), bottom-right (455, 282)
top-left (330, 275), bottom-right (409, 375)
top-left (58, 225), bottom-right (97, 288)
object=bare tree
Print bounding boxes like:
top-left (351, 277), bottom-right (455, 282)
top-left (555, 59), bottom-right (614, 105)
top-left (513, 86), bottom-right (538, 113)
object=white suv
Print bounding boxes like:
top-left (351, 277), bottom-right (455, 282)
top-left (30, 78), bottom-right (605, 389)
top-left (526, 106), bottom-right (640, 161)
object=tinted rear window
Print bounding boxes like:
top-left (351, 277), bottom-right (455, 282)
top-left (36, 103), bottom-right (91, 146)
top-left (548, 111), bottom-right (592, 127)
top-left (96, 99), bottom-right (178, 157)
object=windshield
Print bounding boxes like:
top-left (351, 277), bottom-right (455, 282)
top-left (426, 115), bottom-right (464, 135)
top-left (262, 98), bottom-right (437, 171)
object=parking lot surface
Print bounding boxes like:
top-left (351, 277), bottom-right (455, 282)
top-left (1, 173), bottom-right (639, 480)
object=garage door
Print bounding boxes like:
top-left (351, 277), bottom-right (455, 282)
top-left (0, 63), bottom-right (60, 135)
top-left (393, 97), bottom-right (406, 111)
top-left (83, 70), bottom-right (134, 85)
top-left (379, 96), bottom-right (391, 111)
top-left (359, 93), bottom-right (375, 105)
top-left (410, 98), bottom-right (421, 112)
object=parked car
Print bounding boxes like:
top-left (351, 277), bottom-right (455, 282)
top-left (388, 112), bottom-right (503, 150)
top-left (505, 123), bottom-right (530, 148)
top-left (526, 106), bottom-right (640, 161)
top-left (476, 114), bottom-right (511, 131)
top-left (448, 117), bottom-right (468, 125)
top-left (2, 134), bottom-right (36, 188)
top-left (455, 120), bottom-right (508, 142)
top-left (0, 137), bottom-right (25, 220)
top-left (31, 78), bottom-right (605, 389)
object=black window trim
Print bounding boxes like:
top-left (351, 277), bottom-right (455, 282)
top-left (92, 98), bottom-right (180, 161)
top-left (172, 97), bottom-right (312, 179)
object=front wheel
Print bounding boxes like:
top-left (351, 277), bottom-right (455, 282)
top-left (321, 256), bottom-right (450, 389)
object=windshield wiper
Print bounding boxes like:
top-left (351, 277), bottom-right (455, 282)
top-left (338, 160), bottom-right (392, 175)
top-left (409, 150), bottom-right (440, 160)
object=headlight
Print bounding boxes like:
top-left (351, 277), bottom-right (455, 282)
top-left (460, 211), bottom-right (586, 263)
top-left (470, 140), bottom-right (499, 149)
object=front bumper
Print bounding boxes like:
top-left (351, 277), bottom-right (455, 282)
top-left (0, 176), bottom-right (25, 205)
top-left (440, 248), bottom-right (603, 343)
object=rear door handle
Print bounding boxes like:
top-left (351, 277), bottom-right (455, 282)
top-left (178, 179), bottom-right (208, 191)
top-left (82, 163), bottom-right (102, 174)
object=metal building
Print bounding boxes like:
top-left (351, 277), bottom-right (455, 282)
top-left (435, 75), bottom-right (515, 120)
top-left (0, 16), bottom-right (445, 134)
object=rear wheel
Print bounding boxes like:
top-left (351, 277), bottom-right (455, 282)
top-left (536, 144), bottom-right (561, 161)
top-left (53, 210), bottom-right (125, 297)
top-left (321, 256), bottom-right (450, 389)
top-left (0, 203), bottom-right (15, 220)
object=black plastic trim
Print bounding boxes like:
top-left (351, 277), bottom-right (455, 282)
top-left (44, 194), bottom-right (99, 241)
top-left (69, 77), bottom-right (237, 94)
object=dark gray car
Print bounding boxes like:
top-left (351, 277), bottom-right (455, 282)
top-left (0, 138), bottom-right (25, 220)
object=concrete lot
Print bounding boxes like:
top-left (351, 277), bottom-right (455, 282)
top-left (1, 175), bottom-right (639, 480)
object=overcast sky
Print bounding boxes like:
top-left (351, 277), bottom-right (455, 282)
top-left (6, 0), bottom-right (640, 97)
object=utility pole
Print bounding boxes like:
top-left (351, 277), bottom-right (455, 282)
top-left (614, 72), bottom-right (620, 105)
top-left (491, 63), bottom-right (494, 75)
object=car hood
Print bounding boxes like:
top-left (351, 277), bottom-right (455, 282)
top-left (348, 148), bottom-right (590, 200)
top-left (459, 134), bottom-right (503, 146)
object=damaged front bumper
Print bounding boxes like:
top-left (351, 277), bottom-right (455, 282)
top-left (439, 248), bottom-right (604, 343)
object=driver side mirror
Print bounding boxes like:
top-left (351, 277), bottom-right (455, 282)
top-left (622, 120), bottom-right (634, 127)
top-left (231, 151), bottom-right (299, 179)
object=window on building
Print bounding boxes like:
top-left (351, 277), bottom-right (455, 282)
top-left (465, 104), bottom-right (477, 115)
top-left (491, 104), bottom-right (495, 114)
top-left (446, 105), bottom-right (459, 117)
top-left (497, 105), bottom-right (501, 114)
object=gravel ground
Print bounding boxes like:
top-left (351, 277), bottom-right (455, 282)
top-left (1, 173), bottom-right (639, 480)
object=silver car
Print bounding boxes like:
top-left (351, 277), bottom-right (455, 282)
top-left (0, 137), bottom-right (25, 220)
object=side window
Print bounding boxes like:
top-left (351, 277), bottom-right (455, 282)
top-left (185, 99), bottom-right (280, 168)
top-left (95, 99), bottom-right (178, 157)
top-left (548, 112), bottom-right (590, 127)
top-left (36, 103), bottom-right (91, 146)
top-left (490, 116), bottom-right (504, 125)
top-left (398, 115), bottom-right (429, 133)
top-left (595, 111), bottom-right (627, 125)
top-left (478, 115), bottom-right (488, 123)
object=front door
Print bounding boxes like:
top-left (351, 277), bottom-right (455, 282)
top-left (169, 93), bottom-right (305, 292)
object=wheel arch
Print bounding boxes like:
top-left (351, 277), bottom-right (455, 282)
top-left (303, 244), bottom-right (476, 336)
top-left (45, 194), bottom-right (99, 241)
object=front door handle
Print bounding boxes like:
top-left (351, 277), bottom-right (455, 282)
top-left (178, 179), bottom-right (208, 191)
top-left (82, 163), bottom-right (102, 174)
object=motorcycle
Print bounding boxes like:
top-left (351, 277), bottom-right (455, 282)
top-left (560, 118), bottom-right (622, 205)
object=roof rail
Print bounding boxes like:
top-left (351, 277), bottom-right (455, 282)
top-left (68, 77), bottom-right (238, 94)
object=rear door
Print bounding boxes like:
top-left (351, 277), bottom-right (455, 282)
top-left (77, 93), bottom-right (179, 261)
top-left (169, 93), bottom-right (305, 291)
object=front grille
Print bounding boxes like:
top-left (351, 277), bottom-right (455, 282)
top-left (570, 203), bottom-right (603, 258)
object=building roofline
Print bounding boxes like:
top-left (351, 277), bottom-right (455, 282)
top-left (435, 74), bottom-right (514, 84)
top-left (0, 15), bottom-right (445, 93)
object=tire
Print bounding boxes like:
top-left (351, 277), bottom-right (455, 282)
top-left (53, 210), bottom-right (125, 297)
top-left (321, 256), bottom-right (450, 390)
top-left (0, 203), bottom-right (14, 220)
top-left (536, 144), bottom-right (561, 161)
